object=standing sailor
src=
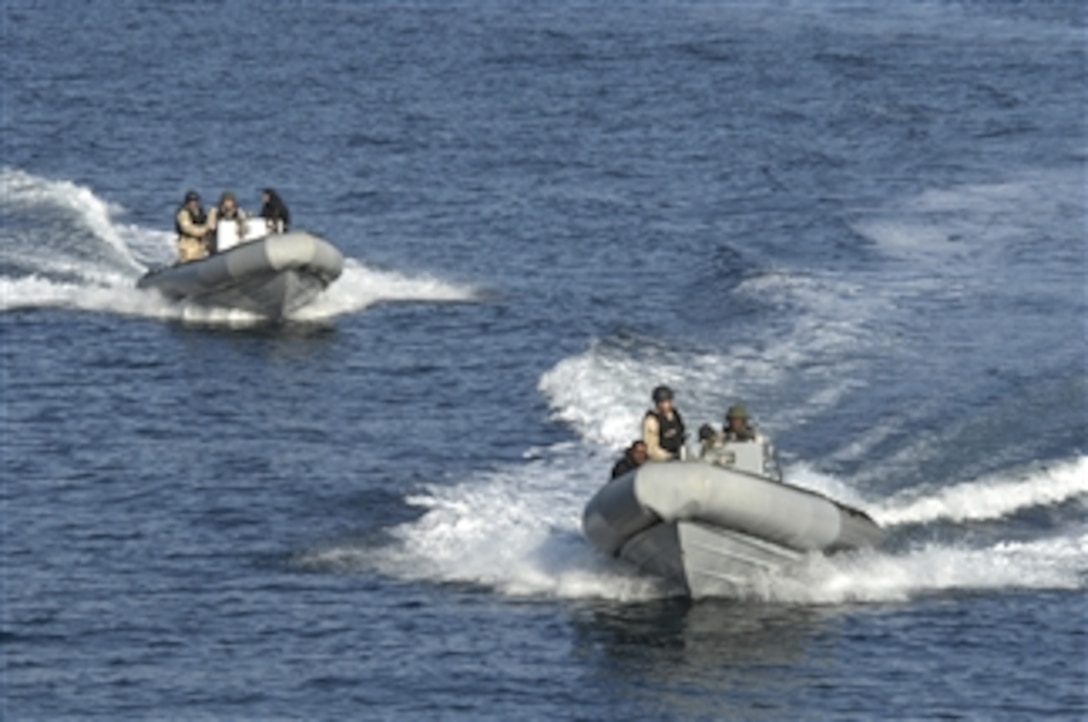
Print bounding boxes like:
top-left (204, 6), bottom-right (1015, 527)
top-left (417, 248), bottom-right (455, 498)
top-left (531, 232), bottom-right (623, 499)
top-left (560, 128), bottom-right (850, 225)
top-left (211, 190), bottom-right (244, 223)
top-left (643, 385), bottom-right (687, 461)
top-left (208, 191), bottom-right (247, 252)
top-left (175, 190), bottom-right (213, 263)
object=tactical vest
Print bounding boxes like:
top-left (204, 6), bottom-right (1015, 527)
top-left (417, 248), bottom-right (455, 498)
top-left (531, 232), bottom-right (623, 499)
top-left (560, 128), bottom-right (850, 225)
top-left (647, 409), bottom-right (686, 457)
top-left (176, 206), bottom-right (207, 238)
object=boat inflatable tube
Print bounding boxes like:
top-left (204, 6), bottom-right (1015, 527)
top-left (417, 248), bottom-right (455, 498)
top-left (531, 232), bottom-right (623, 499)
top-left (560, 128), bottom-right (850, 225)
top-left (138, 231), bottom-right (343, 319)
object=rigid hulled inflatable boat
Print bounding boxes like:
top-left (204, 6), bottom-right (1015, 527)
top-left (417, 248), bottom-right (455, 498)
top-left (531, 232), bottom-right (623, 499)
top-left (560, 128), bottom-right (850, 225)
top-left (583, 440), bottom-right (884, 598)
top-left (138, 221), bottom-right (343, 320)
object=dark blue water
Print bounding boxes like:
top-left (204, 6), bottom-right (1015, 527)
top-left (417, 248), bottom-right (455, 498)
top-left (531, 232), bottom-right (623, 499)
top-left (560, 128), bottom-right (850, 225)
top-left (3, 1), bottom-right (1085, 719)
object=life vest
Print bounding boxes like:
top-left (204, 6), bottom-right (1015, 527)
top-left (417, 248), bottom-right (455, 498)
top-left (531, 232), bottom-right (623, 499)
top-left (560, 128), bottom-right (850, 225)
top-left (647, 409), bottom-right (686, 457)
top-left (175, 205), bottom-right (207, 238)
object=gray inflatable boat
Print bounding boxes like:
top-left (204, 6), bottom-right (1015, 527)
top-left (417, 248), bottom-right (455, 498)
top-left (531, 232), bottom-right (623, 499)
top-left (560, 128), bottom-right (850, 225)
top-left (583, 440), bottom-right (884, 598)
top-left (138, 228), bottom-right (344, 320)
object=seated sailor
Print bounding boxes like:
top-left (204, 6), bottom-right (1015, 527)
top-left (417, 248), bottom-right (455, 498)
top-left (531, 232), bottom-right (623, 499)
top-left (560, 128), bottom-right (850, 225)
top-left (611, 440), bottom-right (648, 480)
top-left (643, 385), bottom-right (687, 461)
top-left (721, 404), bottom-right (758, 442)
top-left (697, 422), bottom-right (718, 450)
top-left (700, 404), bottom-right (779, 478)
top-left (700, 404), bottom-right (761, 455)
top-left (175, 190), bottom-right (213, 263)
top-left (260, 187), bottom-right (290, 233)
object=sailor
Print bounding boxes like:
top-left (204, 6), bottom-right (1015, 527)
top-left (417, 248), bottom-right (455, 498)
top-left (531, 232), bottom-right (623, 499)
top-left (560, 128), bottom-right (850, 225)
top-left (611, 440), bottom-right (648, 480)
top-left (721, 404), bottom-right (758, 442)
top-left (700, 404), bottom-right (760, 457)
top-left (697, 423), bottom-right (718, 449)
top-left (208, 191), bottom-right (248, 252)
top-left (212, 190), bottom-right (244, 222)
top-left (175, 190), bottom-right (213, 263)
top-left (643, 385), bottom-right (687, 461)
top-left (259, 187), bottom-right (290, 233)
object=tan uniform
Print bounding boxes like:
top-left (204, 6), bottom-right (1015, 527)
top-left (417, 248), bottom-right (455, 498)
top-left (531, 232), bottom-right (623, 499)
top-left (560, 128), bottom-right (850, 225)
top-left (208, 206), bottom-right (250, 247)
top-left (642, 414), bottom-right (673, 461)
top-left (175, 207), bottom-right (213, 262)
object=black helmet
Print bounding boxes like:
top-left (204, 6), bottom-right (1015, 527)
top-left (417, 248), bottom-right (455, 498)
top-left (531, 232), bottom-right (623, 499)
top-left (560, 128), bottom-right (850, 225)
top-left (652, 385), bottom-right (674, 403)
top-left (184, 190), bottom-right (200, 203)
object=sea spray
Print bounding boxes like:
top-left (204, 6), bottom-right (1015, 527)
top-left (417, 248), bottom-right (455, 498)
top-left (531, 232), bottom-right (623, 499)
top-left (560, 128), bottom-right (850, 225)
top-left (299, 442), bottom-right (1086, 603)
top-left (874, 457), bottom-right (1088, 527)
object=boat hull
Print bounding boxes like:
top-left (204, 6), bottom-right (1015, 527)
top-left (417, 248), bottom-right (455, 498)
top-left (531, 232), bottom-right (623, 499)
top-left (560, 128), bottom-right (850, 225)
top-left (620, 520), bottom-right (806, 598)
top-left (583, 460), bottom-right (883, 598)
top-left (137, 231), bottom-right (343, 320)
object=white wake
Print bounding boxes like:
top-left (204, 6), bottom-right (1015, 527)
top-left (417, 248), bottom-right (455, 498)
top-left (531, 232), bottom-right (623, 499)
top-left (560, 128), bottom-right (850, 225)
top-left (300, 444), bottom-right (1086, 604)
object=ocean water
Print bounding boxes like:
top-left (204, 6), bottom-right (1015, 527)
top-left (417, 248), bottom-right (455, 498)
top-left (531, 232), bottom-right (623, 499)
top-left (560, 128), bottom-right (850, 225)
top-left (2, 1), bottom-right (1085, 719)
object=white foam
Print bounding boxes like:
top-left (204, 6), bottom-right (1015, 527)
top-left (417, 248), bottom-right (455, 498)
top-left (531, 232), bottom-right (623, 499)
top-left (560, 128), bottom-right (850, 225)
top-left (0, 167), bottom-right (145, 272)
top-left (852, 169), bottom-right (1082, 265)
top-left (298, 439), bottom-right (1086, 604)
top-left (759, 532), bottom-right (1088, 605)
top-left (1, 273), bottom-right (156, 315)
top-left (293, 259), bottom-right (479, 321)
top-left (298, 448), bottom-right (665, 602)
top-left (874, 457), bottom-right (1088, 527)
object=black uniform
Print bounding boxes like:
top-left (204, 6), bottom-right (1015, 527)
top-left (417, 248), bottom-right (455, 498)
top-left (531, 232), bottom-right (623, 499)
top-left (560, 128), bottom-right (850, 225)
top-left (611, 454), bottom-right (640, 480)
top-left (260, 188), bottom-right (290, 231)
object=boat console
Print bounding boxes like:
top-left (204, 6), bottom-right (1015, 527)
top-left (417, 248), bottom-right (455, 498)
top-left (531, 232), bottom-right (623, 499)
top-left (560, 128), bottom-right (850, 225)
top-left (701, 439), bottom-right (781, 481)
top-left (215, 217), bottom-right (276, 252)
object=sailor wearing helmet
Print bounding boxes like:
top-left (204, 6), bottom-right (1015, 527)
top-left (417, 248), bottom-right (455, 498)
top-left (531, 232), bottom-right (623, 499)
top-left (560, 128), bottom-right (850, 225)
top-left (174, 190), bottom-right (213, 262)
top-left (721, 404), bottom-right (758, 442)
top-left (699, 403), bottom-right (763, 457)
top-left (642, 385), bottom-right (687, 461)
top-left (207, 190), bottom-right (249, 252)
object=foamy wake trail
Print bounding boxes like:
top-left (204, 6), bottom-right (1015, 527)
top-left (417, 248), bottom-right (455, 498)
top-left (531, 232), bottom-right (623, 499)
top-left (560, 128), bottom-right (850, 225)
top-left (761, 531), bottom-right (1086, 604)
top-left (851, 169), bottom-right (1082, 266)
top-left (0, 167), bottom-right (146, 272)
top-left (0, 273), bottom-right (169, 317)
top-left (874, 457), bottom-right (1088, 527)
top-left (293, 259), bottom-right (479, 320)
top-left (299, 448), bottom-right (664, 602)
top-left (298, 445), bottom-right (1085, 604)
